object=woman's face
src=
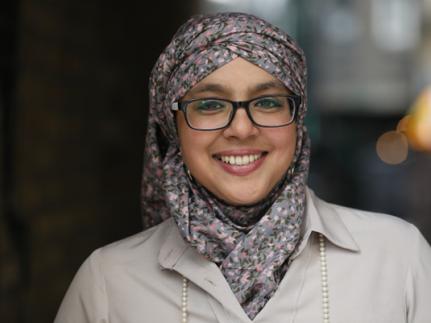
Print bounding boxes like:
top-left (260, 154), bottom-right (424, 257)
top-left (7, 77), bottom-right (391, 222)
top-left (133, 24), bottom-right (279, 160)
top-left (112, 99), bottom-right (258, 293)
top-left (176, 57), bottom-right (297, 205)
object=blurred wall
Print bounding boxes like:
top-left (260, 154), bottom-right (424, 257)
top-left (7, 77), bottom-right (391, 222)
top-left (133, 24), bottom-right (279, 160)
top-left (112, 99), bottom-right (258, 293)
top-left (1, 1), bottom-right (195, 322)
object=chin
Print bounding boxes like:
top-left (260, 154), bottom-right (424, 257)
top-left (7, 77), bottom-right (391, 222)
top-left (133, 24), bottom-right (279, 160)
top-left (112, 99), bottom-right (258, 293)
top-left (221, 191), bottom-right (267, 206)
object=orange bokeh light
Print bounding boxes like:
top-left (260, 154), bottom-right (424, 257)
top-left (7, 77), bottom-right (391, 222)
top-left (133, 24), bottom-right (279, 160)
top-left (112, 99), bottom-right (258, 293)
top-left (405, 86), bottom-right (431, 151)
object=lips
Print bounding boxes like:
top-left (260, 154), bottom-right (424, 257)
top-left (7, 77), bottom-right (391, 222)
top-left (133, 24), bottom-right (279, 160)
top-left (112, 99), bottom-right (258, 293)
top-left (213, 150), bottom-right (268, 176)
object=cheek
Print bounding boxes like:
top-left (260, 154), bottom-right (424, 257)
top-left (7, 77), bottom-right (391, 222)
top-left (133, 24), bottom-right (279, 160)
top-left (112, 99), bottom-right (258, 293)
top-left (177, 115), bottom-right (217, 167)
top-left (267, 126), bottom-right (297, 158)
top-left (180, 133), bottom-right (206, 162)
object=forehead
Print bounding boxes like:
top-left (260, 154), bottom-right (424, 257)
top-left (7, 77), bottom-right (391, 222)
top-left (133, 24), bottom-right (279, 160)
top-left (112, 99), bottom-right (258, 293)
top-left (186, 57), bottom-right (288, 97)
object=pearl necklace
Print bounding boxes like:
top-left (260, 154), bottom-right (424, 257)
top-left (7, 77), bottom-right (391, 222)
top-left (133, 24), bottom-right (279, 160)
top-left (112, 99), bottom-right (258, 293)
top-left (319, 233), bottom-right (330, 323)
top-left (181, 233), bottom-right (330, 323)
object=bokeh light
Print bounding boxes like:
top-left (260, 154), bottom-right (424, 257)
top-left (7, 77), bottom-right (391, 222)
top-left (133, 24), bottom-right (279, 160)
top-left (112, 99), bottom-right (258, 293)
top-left (376, 130), bottom-right (409, 165)
top-left (405, 86), bottom-right (431, 151)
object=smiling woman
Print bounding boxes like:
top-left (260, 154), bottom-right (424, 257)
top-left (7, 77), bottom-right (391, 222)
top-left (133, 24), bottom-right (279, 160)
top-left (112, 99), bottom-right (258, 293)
top-left (54, 12), bottom-right (431, 323)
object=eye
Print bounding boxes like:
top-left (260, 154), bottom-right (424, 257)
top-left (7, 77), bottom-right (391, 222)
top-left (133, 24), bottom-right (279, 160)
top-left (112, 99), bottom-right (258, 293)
top-left (253, 97), bottom-right (283, 109)
top-left (193, 99), bottom-right (227, 113)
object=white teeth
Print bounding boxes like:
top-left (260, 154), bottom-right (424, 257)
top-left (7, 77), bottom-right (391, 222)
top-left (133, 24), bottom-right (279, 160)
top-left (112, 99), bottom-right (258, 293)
top-left (219, 154), bottom-right (263, 166)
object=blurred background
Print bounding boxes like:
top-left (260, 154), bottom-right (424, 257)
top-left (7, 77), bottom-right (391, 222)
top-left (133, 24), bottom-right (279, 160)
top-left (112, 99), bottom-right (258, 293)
top-left (1, 0), bottom-right (430, 322)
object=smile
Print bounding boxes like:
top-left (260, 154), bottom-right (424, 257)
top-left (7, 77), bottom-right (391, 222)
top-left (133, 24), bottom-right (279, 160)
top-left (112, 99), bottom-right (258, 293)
top-left (212, 151), bottom-right (268, 176)
top-left (218, 153), bottom-right (264, 166)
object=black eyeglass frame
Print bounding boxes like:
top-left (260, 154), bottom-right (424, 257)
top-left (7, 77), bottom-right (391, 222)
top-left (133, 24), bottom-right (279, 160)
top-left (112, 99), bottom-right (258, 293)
top-left (171, 94), bottom-right (301, 131)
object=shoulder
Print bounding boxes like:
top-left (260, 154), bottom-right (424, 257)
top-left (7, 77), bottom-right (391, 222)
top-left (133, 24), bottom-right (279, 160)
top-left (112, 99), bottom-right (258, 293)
top-left (88, 218), bottom-right (175, 273)
top-left (54, 220), bottom-right (180, 322)
top-left (313, 193), bottom-right (429, 259)
top-left (323, 198), bottom-right (414, 236)
top-left (309, 192), bottom-right (431, 321)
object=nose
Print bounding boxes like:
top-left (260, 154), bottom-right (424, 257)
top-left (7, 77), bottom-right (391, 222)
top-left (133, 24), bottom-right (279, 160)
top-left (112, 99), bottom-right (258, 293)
top-left (222, 107), bottom-right (259, 139)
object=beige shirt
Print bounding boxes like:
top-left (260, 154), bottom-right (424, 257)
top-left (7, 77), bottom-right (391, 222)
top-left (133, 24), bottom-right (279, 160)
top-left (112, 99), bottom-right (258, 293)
top-left (54, 189), bottom-right (431, 323)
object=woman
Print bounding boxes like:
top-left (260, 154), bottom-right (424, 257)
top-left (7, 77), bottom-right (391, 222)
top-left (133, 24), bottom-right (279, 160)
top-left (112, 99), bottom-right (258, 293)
top-left (55, 12), bottom-right (431, 323)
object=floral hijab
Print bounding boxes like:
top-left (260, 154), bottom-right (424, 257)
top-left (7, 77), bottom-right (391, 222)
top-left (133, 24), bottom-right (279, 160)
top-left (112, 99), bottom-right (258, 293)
top-left (141, 12), bottom-right (310, 319)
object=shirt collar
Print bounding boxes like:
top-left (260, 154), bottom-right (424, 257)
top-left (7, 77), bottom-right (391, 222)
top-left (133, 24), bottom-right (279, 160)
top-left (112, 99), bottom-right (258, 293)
top-left (158, 188), bottom-right (361, 270)
top-left (304, 187), bottom-right (360, 252)
top-left (158, 187), bottom-right (361, 267)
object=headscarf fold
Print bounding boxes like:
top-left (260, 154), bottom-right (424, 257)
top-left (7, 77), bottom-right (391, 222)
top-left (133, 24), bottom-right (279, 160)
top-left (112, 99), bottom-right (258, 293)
top-left (141, 12), bottom-right (310, 319)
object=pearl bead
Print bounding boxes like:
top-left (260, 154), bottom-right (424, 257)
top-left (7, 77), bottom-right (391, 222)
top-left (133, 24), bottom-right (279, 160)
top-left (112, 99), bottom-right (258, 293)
top-left (181, 277), bottom-right (188, 323)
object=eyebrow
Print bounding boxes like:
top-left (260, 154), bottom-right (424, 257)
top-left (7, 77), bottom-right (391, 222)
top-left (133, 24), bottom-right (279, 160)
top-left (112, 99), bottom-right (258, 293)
top-left (188, 80), bottom-right (288, 96)
top-left (189, 83), bottom-right (226, 95)
top-left (253, 80), bottom-right (287, 92)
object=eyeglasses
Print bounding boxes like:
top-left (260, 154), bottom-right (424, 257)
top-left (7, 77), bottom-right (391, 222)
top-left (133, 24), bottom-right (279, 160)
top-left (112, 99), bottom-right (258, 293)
top-left (171, 94), bottom-right (300, 131)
